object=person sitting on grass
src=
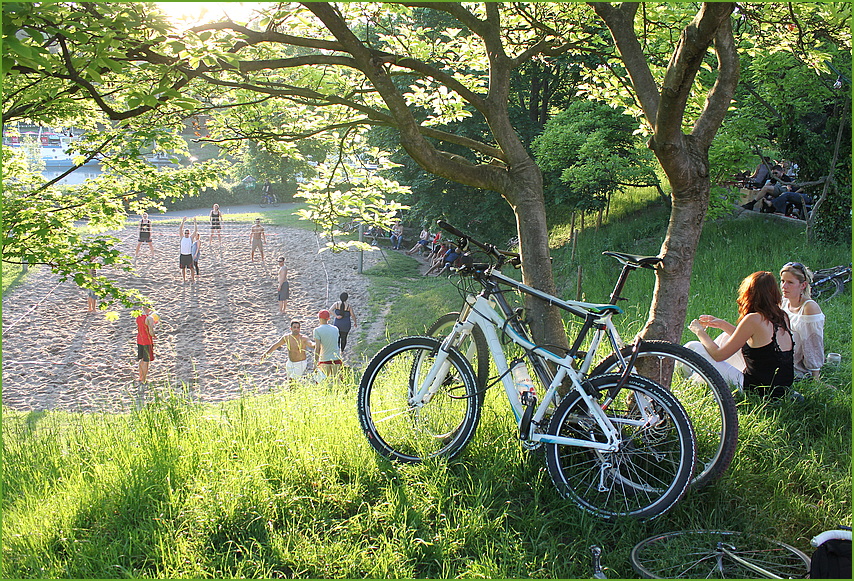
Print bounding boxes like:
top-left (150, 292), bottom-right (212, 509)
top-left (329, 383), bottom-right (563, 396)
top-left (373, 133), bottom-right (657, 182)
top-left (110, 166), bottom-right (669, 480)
top-left (424, 245), bottom-right (461, 276)
top-left (685, 271), bottom-right (796, 400)
top-left (779, 262), bottom-right (825, 380)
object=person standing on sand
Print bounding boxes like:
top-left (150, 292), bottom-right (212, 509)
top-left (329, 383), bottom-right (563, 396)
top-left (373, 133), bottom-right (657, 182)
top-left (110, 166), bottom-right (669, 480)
top-left (191, 217), bottom-right (202, 278)
top-left (178, 217), bottom-right (195, 283)
top-left (314, 310), bottom-right (342, 379)
top-left (135, 213), bottom-right (154, 257)
top-left (136, 305), bottom-right (156, 383)
top-left (276, 256), bottom-right (289, 313)
top-left (330, 292), bottom-right (357, 352)
top-left (85, 268), bottom-right (97, 312)
top-left (249, 218), bottom-right (267, 262)
top-left (209, 203), bottom-right (223, 243)
top-left (261, 320), bottom-right (316, 379)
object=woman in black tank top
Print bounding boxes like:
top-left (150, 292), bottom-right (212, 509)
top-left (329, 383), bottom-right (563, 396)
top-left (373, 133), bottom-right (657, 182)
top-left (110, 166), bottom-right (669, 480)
top-left (688, 271), bottom-right (794, 399)
top-left (209, 204), bottom-right (223, 243)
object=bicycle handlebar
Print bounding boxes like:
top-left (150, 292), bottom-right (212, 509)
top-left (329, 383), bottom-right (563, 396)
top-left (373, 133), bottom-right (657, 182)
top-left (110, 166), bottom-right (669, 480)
top-left (436, 220), bottom-right (521, 267)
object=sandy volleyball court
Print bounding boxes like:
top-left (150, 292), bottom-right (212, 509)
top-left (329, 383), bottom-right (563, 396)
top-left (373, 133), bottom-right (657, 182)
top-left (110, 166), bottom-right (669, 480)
top-left (1, 221), bottom-right (384, 413)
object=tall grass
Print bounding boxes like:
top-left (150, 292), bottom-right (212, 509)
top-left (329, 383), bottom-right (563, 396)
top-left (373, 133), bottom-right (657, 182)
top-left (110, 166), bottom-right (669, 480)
top-left (3, 192), bottom-right (850, 578)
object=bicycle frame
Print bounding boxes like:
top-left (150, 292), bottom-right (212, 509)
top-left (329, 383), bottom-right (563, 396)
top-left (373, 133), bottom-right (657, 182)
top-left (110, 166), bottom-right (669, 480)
top-left (408, 269), bottom-right (662, 454)
top-left (478, 268), bottom-right (634, 379)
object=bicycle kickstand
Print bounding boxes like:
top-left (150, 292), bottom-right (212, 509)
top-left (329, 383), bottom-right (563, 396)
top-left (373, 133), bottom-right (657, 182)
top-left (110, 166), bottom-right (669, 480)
top-left (590, 545), bottom-right (607, 579)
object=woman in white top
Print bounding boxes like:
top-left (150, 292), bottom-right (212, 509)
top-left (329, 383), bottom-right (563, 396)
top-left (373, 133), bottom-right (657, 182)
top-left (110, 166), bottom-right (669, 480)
top-left (685, 262), bottom-right (825, 386)
top-left (779, 262), bottom-right (824, 379)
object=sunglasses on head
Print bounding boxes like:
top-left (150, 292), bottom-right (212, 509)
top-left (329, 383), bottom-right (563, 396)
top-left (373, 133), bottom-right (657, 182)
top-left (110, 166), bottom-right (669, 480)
top-left (784, 262), bottom-right (811, 281)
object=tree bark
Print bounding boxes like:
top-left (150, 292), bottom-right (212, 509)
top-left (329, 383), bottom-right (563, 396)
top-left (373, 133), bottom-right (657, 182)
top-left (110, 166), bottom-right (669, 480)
top-left (305, 1), bottom-right (568, 350)
top-left (592, 2), bottom-right (739, 345)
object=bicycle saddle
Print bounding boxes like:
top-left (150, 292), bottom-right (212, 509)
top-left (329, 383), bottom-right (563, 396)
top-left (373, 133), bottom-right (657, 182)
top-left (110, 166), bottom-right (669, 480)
top-left (603, 251), bottom-right (662, 269)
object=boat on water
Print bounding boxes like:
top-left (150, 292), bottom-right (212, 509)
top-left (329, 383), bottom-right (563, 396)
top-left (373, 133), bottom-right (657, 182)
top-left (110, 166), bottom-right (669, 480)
top-left (3, 125), bottom-right (176, 184)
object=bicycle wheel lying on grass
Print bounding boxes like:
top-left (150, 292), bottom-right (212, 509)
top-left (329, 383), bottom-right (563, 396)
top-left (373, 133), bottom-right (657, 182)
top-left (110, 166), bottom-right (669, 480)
top-left (630, 530), bottom-right (811, 578)
top-left (812, 276), bottom-right (844, 302)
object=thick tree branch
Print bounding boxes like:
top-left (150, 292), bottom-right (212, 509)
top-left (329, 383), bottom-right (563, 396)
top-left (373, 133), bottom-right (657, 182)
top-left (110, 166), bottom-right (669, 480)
top-left (692, 16), bottom-right (739, 148)
top-left (589, 2), bottom-right (660, 126)
top-left (191, 20), bottom-right (344, 53)
top-left (399, 2), bottom-right (488, 36)
top-left (656, 3), bottom-right (735, 145)
top-left (303, 2), bottom-right (507, 192)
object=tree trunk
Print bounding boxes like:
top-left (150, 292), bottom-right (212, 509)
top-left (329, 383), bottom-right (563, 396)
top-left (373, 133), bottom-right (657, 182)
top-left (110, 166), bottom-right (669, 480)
top-left (642, 137), bottom-right (711, 344)
top-left (504, 162), bottom-right (567, 349)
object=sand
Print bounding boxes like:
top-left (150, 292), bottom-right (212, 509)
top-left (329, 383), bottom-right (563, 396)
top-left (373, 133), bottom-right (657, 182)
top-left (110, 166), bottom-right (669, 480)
top-left (1, 222), bottom-right (388, 413)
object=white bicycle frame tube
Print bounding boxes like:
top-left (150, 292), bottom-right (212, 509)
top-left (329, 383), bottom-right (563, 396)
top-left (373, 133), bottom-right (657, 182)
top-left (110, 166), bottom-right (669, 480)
top-left (423, 294), bottom-right (624, 452)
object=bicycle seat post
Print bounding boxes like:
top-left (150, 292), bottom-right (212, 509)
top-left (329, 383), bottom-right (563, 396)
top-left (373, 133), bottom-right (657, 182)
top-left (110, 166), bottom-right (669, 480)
top-left (608, 263), bottom-right (637, 305)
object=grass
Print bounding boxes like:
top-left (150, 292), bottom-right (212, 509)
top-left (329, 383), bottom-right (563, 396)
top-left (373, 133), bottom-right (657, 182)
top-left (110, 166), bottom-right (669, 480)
top-left (3, 191), bottom-right (851, 578)
top-left (2, 261), bottom-right (28, 295)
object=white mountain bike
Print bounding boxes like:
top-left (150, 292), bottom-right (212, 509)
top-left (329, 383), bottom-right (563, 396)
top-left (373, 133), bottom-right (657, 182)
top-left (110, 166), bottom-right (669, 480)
top-left (357, 222), bottom-right (697, 519)
top-left (426, 239), bottom-right (737, 490)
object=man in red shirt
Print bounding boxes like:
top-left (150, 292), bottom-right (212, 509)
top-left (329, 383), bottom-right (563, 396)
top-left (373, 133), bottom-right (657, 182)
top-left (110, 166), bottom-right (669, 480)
top-left (136, 306), bottom-right (157, 383)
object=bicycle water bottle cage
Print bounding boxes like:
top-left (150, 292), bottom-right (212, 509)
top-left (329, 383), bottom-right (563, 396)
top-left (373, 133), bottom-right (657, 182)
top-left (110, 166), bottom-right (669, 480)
top-left (602, 251), bottom-right (663, 270)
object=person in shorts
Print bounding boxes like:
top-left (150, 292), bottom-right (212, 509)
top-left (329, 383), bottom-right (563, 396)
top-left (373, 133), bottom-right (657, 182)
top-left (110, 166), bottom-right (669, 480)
top-left (191, 217), bottom-right (201, 278)
top-left (135, 213), bottom-right (154, 257)
top-left (178, 217), bottom-right (195, 282)
top-left (314, 310), bottom-right (342, 379)
top-left (209, 204), bottom-right (223, 243)
top-left (276, 256), bottom-right (289, 313)
top-left (249, 218), bottom-right (267, 262)
top-left (136, 305), bottom-right (156, 383)
top-left (261, 320), bottom-right (315, 379)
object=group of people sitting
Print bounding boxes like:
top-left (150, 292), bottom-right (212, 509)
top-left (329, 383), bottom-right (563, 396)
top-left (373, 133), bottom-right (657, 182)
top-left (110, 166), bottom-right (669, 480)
top-left (740, 157), bottom-right (813, 218)
top-left (685, 261), bottom-right (825, 401)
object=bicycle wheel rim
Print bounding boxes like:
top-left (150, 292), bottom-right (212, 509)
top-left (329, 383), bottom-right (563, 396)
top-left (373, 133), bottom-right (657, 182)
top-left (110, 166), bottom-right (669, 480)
top-left (591, 342), bottom-right (738, 489)
top-left (631, 530), bottom-right (811, 578)
top-left (545, 374), bottom-right (695, 520)
top-left (358, 337), bottom-right (481, 462)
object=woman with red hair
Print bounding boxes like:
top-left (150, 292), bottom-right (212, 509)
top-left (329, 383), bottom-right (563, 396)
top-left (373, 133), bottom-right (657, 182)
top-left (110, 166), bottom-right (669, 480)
top-left (687, 271), bottom-right (794, 399)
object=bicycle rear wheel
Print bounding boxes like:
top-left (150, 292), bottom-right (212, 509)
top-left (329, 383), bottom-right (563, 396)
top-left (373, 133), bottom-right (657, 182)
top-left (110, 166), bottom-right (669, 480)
top-left (427, 312), bottom-right (490, 390)
top-left (357, 336), bottom-right (482, 463)
top-left (591, 341), bottom-right (738, 489)
top-left (630, 530), bottom-right (811, 578)
top-left (812, 276), bottom-right (844, 302)
top-left (545, 373), bottom-right (696, 520)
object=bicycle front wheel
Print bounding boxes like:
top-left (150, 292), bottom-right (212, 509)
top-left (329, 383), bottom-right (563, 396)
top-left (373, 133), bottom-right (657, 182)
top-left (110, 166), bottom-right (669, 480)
top-left (630, 530), bottom-right (811, 578)
top-left (545, 373), bottom-right (696, 520)
top-left (427, 312), bottom-right (490, 390)
top-left (591, 341), bottom-right (738, 489)
top-left (357, 336), bottom-right (482, 463)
